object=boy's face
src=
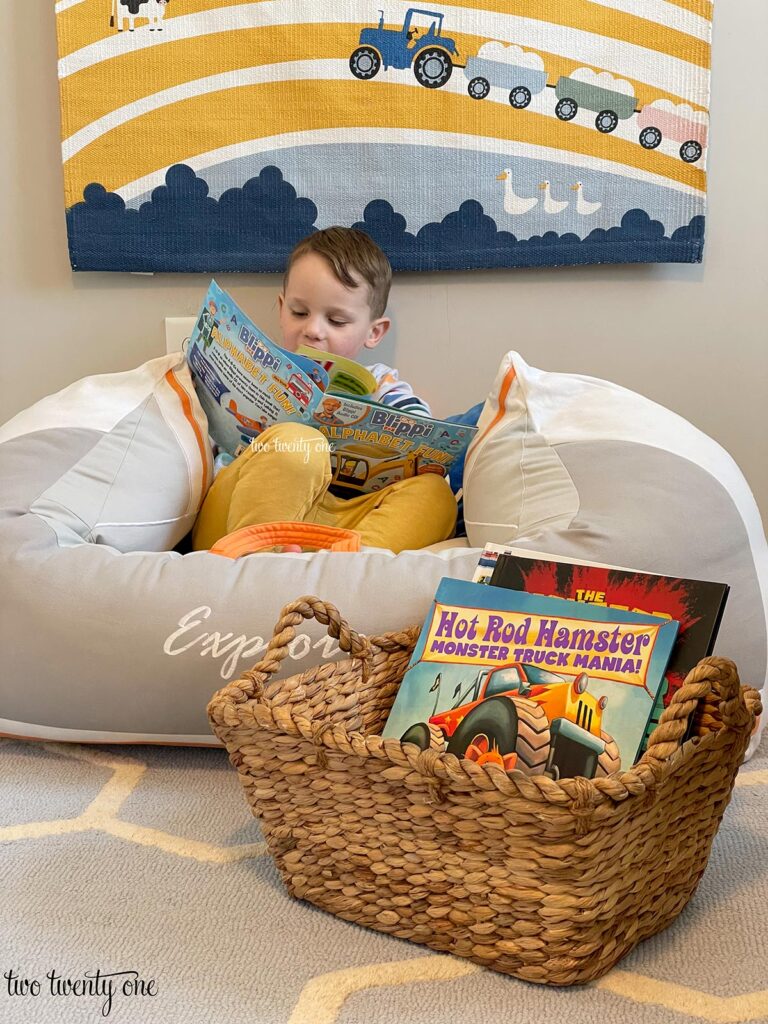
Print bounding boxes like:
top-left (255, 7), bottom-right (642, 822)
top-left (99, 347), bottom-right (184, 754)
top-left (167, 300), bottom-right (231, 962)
top-left (278, 252), bottom-right (390, 359)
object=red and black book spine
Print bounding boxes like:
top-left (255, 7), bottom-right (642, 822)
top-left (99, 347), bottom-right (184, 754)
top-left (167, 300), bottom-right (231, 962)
top-left (489, 555), bottom-right (729, 753)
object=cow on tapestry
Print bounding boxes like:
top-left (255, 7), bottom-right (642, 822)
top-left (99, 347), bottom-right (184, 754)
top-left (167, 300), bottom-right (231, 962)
top-left (111, 0), bottom-right (149, 33)
top-left (57, 2), bottom-right (712, 272)
top-left (111, 0), bottom-right (169, 33)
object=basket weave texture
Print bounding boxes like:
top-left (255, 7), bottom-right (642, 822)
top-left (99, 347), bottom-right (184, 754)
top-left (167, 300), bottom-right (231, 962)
top-left (208, 596), bottom-right (762, 986)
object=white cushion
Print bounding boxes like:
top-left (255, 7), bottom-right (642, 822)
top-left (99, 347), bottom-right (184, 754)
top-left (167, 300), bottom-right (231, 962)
top-left (463, 351), bottom-right (768, 759)
top-left (0, 354), bottom-right (212, 552)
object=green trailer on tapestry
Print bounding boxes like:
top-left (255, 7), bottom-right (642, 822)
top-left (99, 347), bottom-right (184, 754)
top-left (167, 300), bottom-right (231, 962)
top-left (554, 74), bottom-right (638, 134)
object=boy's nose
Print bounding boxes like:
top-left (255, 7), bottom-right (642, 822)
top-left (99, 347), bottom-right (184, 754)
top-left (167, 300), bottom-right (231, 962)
top-left (303, 318), bottom-right (325, 341)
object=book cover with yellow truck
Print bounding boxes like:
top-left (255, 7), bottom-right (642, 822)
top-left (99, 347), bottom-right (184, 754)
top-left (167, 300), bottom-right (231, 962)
top-left (382, 577), bottom-right (679, 779)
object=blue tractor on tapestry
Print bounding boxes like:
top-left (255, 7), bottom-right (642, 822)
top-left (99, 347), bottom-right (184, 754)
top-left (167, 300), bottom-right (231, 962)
top-left (350, 8), bottom-right (458, 88)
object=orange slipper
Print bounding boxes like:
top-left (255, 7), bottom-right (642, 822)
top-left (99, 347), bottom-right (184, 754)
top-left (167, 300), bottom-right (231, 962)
top-left (209, 522), bottom-right (362, 558)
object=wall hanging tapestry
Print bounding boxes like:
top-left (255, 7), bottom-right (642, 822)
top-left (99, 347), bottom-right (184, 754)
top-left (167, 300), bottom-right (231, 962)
top-left (55, 1), bottom-right (711, 272)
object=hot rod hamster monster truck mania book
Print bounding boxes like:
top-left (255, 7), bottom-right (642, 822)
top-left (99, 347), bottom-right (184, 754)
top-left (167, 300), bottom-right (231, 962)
top-left (382, 578), bottom-right (679, 779)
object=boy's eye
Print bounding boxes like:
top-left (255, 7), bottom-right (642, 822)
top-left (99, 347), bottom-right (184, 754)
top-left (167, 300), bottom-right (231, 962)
top-left (290, 310), bottom-right (307, 317)
top-left (329, 319), bottom-right (348, 327)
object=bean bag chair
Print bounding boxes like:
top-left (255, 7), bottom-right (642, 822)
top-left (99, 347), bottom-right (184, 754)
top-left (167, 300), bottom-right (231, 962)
top-left (463, 352), bottom-right (767, 759)
top-left (2, 351), bottom-right (764, 761)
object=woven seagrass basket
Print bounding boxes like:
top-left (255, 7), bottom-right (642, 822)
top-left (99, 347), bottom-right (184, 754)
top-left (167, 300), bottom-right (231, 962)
top-left (208, 596), bottom-right (762, 986)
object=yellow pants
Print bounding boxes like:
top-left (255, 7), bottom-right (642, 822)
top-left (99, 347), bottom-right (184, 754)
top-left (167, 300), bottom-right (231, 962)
top-left (192, 423), bottom-right (457, 554)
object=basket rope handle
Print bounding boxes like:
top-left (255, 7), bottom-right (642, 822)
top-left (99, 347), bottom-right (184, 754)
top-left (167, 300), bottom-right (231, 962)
top-left (644, 656), bottom-right (747, 763)
top-left (216, 595), bottom-right (414, 706)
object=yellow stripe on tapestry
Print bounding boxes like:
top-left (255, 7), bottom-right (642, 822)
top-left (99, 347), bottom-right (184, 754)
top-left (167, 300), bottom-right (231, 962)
top-left (59, 27), bottom-right (708, 144)
top-left (63, 80), bottom-right (705, 195)
top-left (57, 0), bottom-right (712, 61)
top-left (441, 0), bottom-right (710, 61)
top-left (58, 5), bottom-right (711, 80)
top-left (55, 0), bottom-right (713, 272)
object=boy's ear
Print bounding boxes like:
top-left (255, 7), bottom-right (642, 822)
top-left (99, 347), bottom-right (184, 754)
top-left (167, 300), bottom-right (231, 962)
top-left (277, 291), bottom-right (285, 315)
top-left (364, 316), bottom-right (391, 349)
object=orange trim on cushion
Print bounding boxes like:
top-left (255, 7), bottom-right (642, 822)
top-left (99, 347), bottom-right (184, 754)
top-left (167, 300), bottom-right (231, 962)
top-left (164, 368), bottom-right (209, 505)
top-left (466, 364), bottom-right (517, 461)
top-left (210, 522), bottom-right (362, 558)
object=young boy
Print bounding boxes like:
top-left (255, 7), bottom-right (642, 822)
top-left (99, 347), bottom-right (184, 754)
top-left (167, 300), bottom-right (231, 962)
top-left (192, 228), bottom-right (457, 554)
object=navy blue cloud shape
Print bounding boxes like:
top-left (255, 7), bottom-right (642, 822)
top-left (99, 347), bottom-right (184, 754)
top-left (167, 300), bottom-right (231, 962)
top-left (66, 164), bottom-right (317, 271)
top-left (355, 200), bottom-right (704, 269)
top-left (66, 165), bottom-right (704, 272)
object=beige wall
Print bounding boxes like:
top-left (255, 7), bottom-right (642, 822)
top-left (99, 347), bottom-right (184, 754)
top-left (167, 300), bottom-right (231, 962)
top-left (2, 4), bottom-right (766, 520)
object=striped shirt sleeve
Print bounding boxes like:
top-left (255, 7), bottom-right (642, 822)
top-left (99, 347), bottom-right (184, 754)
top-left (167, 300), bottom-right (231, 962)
top-left (365, 363), bottom-right (432, 417)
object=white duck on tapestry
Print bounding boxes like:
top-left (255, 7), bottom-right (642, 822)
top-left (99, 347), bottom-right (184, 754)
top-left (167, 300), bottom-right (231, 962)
top-left (571, 182), bottom-right (602, 215)
top-left (496, 170), bottom-right (538, 215)
top-left (538, 181), bottom-right (569, 214)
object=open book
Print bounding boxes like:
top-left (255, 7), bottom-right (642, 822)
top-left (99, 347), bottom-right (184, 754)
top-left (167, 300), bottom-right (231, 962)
top-left (186, 281), bottom-right (477, 496)
top-left (295, 345), bottom-right (378, 397)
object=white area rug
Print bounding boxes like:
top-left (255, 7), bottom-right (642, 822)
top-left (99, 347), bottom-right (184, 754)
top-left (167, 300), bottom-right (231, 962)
top-left (1, 737), bottom-right (766, 1024)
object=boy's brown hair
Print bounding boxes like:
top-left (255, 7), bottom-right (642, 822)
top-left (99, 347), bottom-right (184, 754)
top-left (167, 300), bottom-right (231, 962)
top-left (284, 227), bottom-right (392, 319)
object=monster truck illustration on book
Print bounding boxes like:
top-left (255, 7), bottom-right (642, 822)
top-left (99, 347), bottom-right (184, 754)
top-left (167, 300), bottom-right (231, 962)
top-left (400, 662), bottom-right (621, 780)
